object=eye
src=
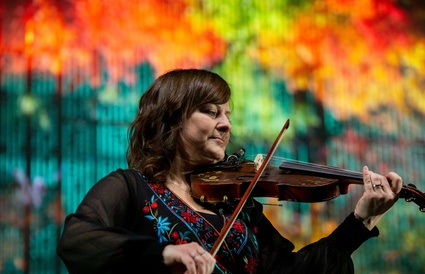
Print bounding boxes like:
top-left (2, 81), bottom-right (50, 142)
top-left (200, 104), bottom-right (219, 117)
top-left (206, 110), bottom-right (218, 117)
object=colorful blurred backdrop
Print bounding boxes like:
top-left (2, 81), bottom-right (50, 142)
top-left (1, 0), bottom-right (425, 273)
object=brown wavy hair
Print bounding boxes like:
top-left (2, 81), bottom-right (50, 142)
top-left (126, 69), bottom-right (232, 183)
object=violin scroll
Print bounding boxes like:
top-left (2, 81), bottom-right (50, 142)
top-left (400, 184), bottom-right (425, 212)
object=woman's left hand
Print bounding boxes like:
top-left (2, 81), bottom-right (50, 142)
top-left (354, 166), bottom-right (403, 230)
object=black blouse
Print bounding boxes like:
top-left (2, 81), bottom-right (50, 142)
top-left (57, 169), bottom-right (379, 274)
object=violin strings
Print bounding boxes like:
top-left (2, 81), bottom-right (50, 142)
top-left (281, 159), bottom-right (362, 179)
top-left (254, 154), bottom-right (363, 180)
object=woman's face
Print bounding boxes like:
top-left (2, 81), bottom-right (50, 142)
top-left (179, 102), bottom-right (232, 167)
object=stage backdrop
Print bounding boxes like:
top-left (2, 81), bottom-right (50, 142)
top-left (1, 0), bottom-right (425, 273)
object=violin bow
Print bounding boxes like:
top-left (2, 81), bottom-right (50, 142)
top-left (209, 119), bottom-right (290, 256)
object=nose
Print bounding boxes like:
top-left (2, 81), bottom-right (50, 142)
top-left (217, 114), bottom-right (232, 132)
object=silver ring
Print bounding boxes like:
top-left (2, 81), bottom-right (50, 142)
top-left (372, 183), bottom-right (383, 188)
top-left (192, 251), bottom-right (205, 259)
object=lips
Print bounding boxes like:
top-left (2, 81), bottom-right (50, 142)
top-left (210, 134), bottom-right (229, 144)
top-left (210, 136), bottom-right (224, 142)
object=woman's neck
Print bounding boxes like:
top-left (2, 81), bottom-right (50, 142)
top-left (166, 164), bottom-right (215, 214)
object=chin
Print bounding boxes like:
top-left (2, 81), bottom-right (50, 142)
top-left (208, 150), bottom-right (226, 164)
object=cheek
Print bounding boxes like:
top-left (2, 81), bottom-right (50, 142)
top-left (181, 125), bottom-right (208, 145)
top-left (188, 120), bottom-right (210, 136)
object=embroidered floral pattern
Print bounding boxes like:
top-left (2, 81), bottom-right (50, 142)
top-left (144, 195), bottom-right (174, 243)
top-left (141, 179), bottom-right (259, 273)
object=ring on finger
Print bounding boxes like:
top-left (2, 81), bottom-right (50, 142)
top-left (192, 251), bottom-right (205, 259)
top-left (372, 183), bottom-right (383, 189)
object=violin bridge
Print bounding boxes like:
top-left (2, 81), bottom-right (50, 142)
top-left (254, 154), bottom-right (264, 171)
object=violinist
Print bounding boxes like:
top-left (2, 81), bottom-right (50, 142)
top-left (56, 69), bottom-right (403, 274)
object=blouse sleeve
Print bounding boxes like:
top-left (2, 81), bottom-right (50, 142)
top-left (56, 169), bottom-right (171, 274)
top-left (248, 199), bottom-right (379, 274)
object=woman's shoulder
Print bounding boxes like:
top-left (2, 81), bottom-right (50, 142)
top-left (103, 168), bottom-right (147, 183)
top-left (88, 168), bottom-right (154, 202)
top-left (90, 168), bottom-right (150, 194)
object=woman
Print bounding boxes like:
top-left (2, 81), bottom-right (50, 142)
top-left (57, 69), bottom-right (403, 274)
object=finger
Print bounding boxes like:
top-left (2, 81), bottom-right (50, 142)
top-left (198, 252), bottom-right (216, 274)
top-left (193, 254), bottom-right (208, 274)
top-left (201, 252), bottom-right (216, 274)
top-left (386, 171), bottom-right (403, 194)
top-left (366, 168), bottom-right (389, 193)
top-left (192, 249), bottom-right (206, 261)
top-left (184, 244), bottom-right (205, 274)
top-left (363, 166), bottom-right (374, 192)
top-left (195, 251), bottom-right (216, 274)
top-left (181, 254), bottom-right (197, 274)
top-left (372, 175), bottom-right (387, 193)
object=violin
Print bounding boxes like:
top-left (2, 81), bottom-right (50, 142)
top-left (190, 157), bottom-right (425, 212)
top-left (197, 119), bottom-right (425, 256)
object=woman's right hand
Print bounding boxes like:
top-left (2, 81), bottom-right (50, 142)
top-left (162, 242), bottom-right (216, 274)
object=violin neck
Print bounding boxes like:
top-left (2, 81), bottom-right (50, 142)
top-left (279, 159), bottom-right (364, 185)
top-left (278, 158), bottom-right (425, 212)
